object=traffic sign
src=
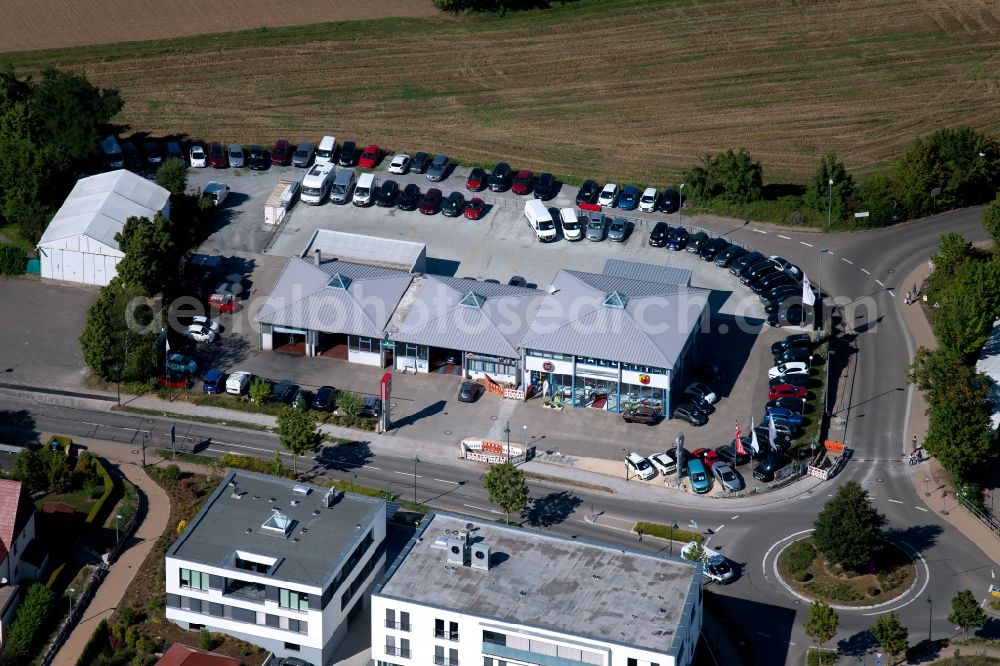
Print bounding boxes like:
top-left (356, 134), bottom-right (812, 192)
top-left (924, 475), bottom-right (931, 483)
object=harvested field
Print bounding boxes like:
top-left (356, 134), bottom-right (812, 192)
top-left (4, 0), bottom-right (1000, 183)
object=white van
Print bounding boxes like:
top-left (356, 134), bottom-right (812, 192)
top-left (524, 200), bottom-right (557, 242)
top-left (329, 169), bottom-right (356, 204)
top-left (100, 135), bottom-right (124, 169)
top-left (315, 135), bottom-right (337, 165)
top-left (560, 208), bottom-right (582, 241)
top-left (300, 163), bottom-right (335, 204)
top-left (203, 182), bottom-right (230, 207)
top-left (353, 173), bottom-right (377, 207)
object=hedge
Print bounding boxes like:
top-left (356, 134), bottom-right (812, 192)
top-left (0, 243), bottom-right (24, 276)
top-left (45, 561), bottom-right (67, 589)
top-left (85, 457), bottom-right (116, 524)
top-left (323, 479), bottom-right (395, 501)
top-left (75, 619), bottom-right (111, 666)
top-left (45, 434), bottom-right (72, 455)
top-left (634, 521), bottom-right (703, 544)
top-left (218, 453), bottom-right (293, 478)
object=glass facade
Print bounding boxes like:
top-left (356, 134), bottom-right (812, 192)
top-left (526, 351), bottom-right (669, 413)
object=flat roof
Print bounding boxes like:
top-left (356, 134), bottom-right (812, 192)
top-left (376, 512), bottom-right (700, 652)
top-left (302, 229), bottom-right (425, 273)
top-left (168, 471), bottom-right (385, 588)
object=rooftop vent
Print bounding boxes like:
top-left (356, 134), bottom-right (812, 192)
top-left (314, 248), bottom-right (322, 266)
top-left (471, 542), bottom-right (491, 571)
top-left (326, 273), bottom-right (352, 290)
top-left (546, 285), bottom-right (558, 294)
top-left (519, 591), bottom-right (527, 596)
top-left (446, 538), bottom-right (468, 566)
top-left (459, 291), bottom-right (486, 309)
top-left (245, 528), bottom-right (253, 534)
top-left (292, 485), bottom-right (311, 495)
top-left (322, 488), bottom-right (340, 508)
top-left (603, 291), bottom-right (628, 309)
top-left (312, 510), bottom-right (320, 516)
top-left (230, 488), bottom-right (246, 499)
top-left (227, 480), bottom-right (237, 487)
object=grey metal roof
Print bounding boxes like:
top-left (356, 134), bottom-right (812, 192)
top-left (603, 259), bottom-right (692, 287)
top-left (977, 319), bottom-right (1000, 429)
top-left (255, 258), bottom-right (413, 338)
top-left (168, 471), bottom-right (385, 588)
top-left (392, 276), bottom-right (546, 358)
top-left (38, 170), bottom-right (170, 250)
top-left (521, 269), bottom-right (710, 368)
top-left (302, 229), bottom-right (425, 273)
top-left (376, 512), bottom-right (700, 653)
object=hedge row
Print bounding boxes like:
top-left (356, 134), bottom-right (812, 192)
top-left (218, 453), bottom-right (294, 479)
top-left (75, 619), bottom-right (111, 666)
top-left (634, 521), bottom-right (703, 544)
top-left (85, 457), bottom-right (116, 524)
top-left (0, 243), bottom-right (25, 276)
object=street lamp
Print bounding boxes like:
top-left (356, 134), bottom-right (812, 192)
top-left (927, 596), bottom-right (932, 643)
top-left (623, 447), bottom-right (629, 481)
top-left (670, 521), bottom-right (678, 556)
top-left (115, 513), bottom-right (122, 543)
top-left (114, 365), bottom-right (121, 406)
top-left (413, 456), bottom-right (421, 504)
top-left (826, 178), bottom-right (834, 231)
top-left (523, 425), bottom-right (527, 453)
top-left (504, 421), bottom-right (511, 463)
top-left (678, 183), bottom-right (685, 227)
top-left (817, 248), bottom-right (829, 331)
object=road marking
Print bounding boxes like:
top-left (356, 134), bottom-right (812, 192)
top-left (761, 528), bottom-right (814, 581)
top-left (888, 499), bottom-right (903, 504)
top-left (800, 241), bottom-right (813, 247)
top-left (889, 290), bottom-right (895, 297)
top-left (463, 503), bottom-right (492, 513)
top-left (395, 471), bottom-right (418, 478)
top-left (753, 228), bottom-right (767, 234)
top-left (981, 598), bottom-right (988, 608)
top-left (841, 258), bottom-right (854, 265)
top-left (875, 279), bottom-right (884, 287)
top-left (861, 268), bottom-right (871, 275)
top-left (825, 250), bottom-right (834, 255)
top-left (715, 524), bottom-right (725, 533)
top-left (915, 506), bottom-right (928, 512)
top-left (789, 642), bottom-right (796, 647)
top-left (363, 465), bottom-right (381, 471)
top-left (731, 515), bottom-right (740, 520)
top-left (777, 234), bottom-right (791, 240)
top-left (434, 478), bottom-right (460, 485)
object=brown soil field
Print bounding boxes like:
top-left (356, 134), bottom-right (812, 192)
top-left (4, 0), bottom-right (1000, 183)
top-left (0, 0), bottom-right (438, 52)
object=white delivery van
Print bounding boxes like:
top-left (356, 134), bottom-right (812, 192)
top-left (560, 208), bottom-right (582, 241)
top-left (100, 135), bottom-right (124, 169)
top-left (315, 135), bottom-right (337, 165)
top-left (300, 163), bottom-right (335, 204)
top-left (353, 173), bottom-right (377, 206)
top-left (524, 199), bottom-right (557, 242)
top-left (329, 169), bottom-right (356, 204)
top-left (203, 181), bottom-right (230, 207)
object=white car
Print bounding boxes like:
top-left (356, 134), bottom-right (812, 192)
top-left (639, 187), bottom-right (659, 212)
top-left (598, 183), bottom-right (619, 207)
top-left (228, 144), bottom-right (245, 168)
top-left (769, 256), bottom-right (802, 278)
top-left (625, 451), bottom-right (655, 480)
top-left (192, 316), bottom-right (220, 333)
top-left (712, 462), bottom-right (743, 492)
top-left (680, 542), bottom-right (735, 583)
top-left (226, 370), bottom-right (253, 395)
top-left (185, 324), bottom-right (217, 343)
top-left (767, 361), bottom-right (808, 379)
top-left (388, 153), bottom-right (411, 174)
top-left (650, 452), bottom-right (677, 476)
top-left (189, 145), bottom-right (207, 168)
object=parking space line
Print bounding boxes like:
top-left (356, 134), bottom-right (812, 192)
top-left (777, 234), bottom-right (791, 240)
top-left (731, 515), bottom-right (740, 520)
top-left (800, 241), bottom-right (813, 247)
top-left (841, 258), bottom-right (854, 265)
top-left (861, 268), bottom-right (870, 275)
top-left (752, 229), bottom-right (767, 234)
top-left (888, 499), bottom-right (903, 504)
top-left (395, 471), bottom-right (417, 478)
top-left (915, 506), bottom-right (928, 512)
top-left (875, 279), bottom-right (885, 287)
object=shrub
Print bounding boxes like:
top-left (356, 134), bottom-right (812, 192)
top-left (794, 570), bottom-right (813, 582)
top-left (806, 651), bottom-right (837, 666)
top-left (85, 457), bottom-right (116, 524)
top-left (199, 628), bottom-right (213, 651)
top-left (0, 243), bottom-right (25, 275)
top-left (335, 391), bottom-right (364, 417)
top-left (75, 618), bottom-right (111, 666)
top-left (161, 464), bottom-right (181, 481)
top-left (633, 521), bottom-right (704, 544)
top-left (2, 583), bottom-right (55, 663)
top-left (867, 585), bottom-right (882, 597)
top-left (785, 540), bottom-right (816, 573)
top-left (218, 453), bottom-right (293, 478)
top-left (804, 580), bottom-right (865, 602)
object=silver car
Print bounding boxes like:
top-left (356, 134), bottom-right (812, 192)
top-left (227, 144), bottom-right (244, 168)
top-left (292, 142), bottom-right (314, 167)
top-left (608, 216), bottom-right (628, 242)
top-left (712, 462), bottom-right (743, 492)
top-left (426, 154), bottom-right (450, 181)
top-left (585, 213), bottom-right (607, 241)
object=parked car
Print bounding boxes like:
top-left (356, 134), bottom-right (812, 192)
top-left (166, 353), bottom-right (197, 375)
top-left (576, 180), bottom-right (599, 205)
top-left (740, 262), bottom-right (777, 285)
top-left (699, 237), bottom-right (729, 261)
top-left (202, 369), bottom-right (225, 394)
top-left (511, 169), bottom-right (533, 195)
top-left (714, 245), bottom-right (747, 267)
top-left (227, 144), bottom-right (245, 168)
top-left (687, 458), bottom-right (711, 493)
top-left (767, 305), bottom-right (807, 328)
top-left (658, 187), bottom-right (680, 213)
top-left (247, 146), bottom-right (268, 170)
top-left (397, 183), bottom-right (421, 211)
top-left (489, 162), bottom-right (512, 191)
top-left (770, 372), bottom-right (809, 389)
top-left (271, 139), bottom-right (292, 166)
top-left (649, 221), bottom-right (670, 247)
top-left (359, 395), bottom-right (382, 418)
top-left (466, 167), bottom-right (487, 191)
top-left (376, 180), bottom-right (399, 207)
top-left (683, 381), bottom-right (718, 404)
top-left (769, 255), bottom-right (802, 278)
top-left (754, 426), bottom-right (791, 452)
top-left (608, 217), bottom-right (628, 242)
top-left (464, 197), bottom-right (486, 220)
top-left (165, 142), bottom-right (184, 163)
top-left (752, 271), bottom-right (795, 294)
top-left (639, 187), bottom-right (659, 212)
top-left (457, 380), bottom-right (482, 403)
top-left (270, 381), bottom-right (297, 404)
top-left (388, 153), bottom-right (411, 174)
top-left (761, 284), bottom-right (801, 304)
top-left (768, 362), bottom-right (808, 379)
top-left (410, 151), bottom-right (430, 173)
top-left (122, 142), bottom-right (142, 169)
top-left (585, 213), bottom-right (607, 241)
top-left (729, 251), bottom-right (764, 275)
top-left (753, 451), bottom-right (789, 482)
top-left (672, 402), bottom-right (708, 426)
top-left (158, 373), bottom-right (189, 389)
top-left (338, 141), bottom-right (357, 166)
top-left (625, 452), bottom-right (656, 480)
top-left (292, 142), bottom-right (314, 167)
top-left (442, 191), bottom-right (466, 217)
top-left (225, 370), bottom-right (253, 395)
top-left (618, 185), bottom-right (640, 210)
top-left (692, 447), bottom-right (721, 469)
top-left (598, 183), bottom-right (619, 207)
top-left (768, 387), bottom-right (808, 405)
top-left (203, 141), bottom-right (224, 168)
top-left (686, 231), bottom-right (709, 254)
top-left (771, 333), bottom-right (812, 356)
top-left (418, 188), bottom-right (443, 215)
top-left (508, 275), bottom-right (527, 287)
top-left (185, 324), bottom-right (217, 343)
top-left (715, 442), bottom-right (752, 467)
top-left (622, 405), bottom-right (661, 425)
top-left (764, 408), bottom-right (804, 426)
top-left (358, 144), bottom-right (381, 169)
top-left (766, 416), bottom-right (801, 438)
top-left (713, 462), bottom-right (743, 492)
top-left (191, 316), bottom-right (220, 333)
top-left (650, 451), bottom-right (677, 476)
top-left (533, 172), bottom-right (555, 200)
top-left (312, 386), bottom-right (337, 411)
top-left (666, 227), bottom-right (689, 250)
top-left (775, 347), bottom-right (813, 365)
top-left (426, 154), bottom-right (449, 181)
top-left (144, 140), bottom-right (163, 165)
top-left (766, 398), bottom-right (805, 415)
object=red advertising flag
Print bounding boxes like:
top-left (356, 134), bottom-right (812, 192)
top-left (734, 419), bottom-right (747, 455)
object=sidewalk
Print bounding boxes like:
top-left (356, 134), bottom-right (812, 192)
top-left (898, 262), bottom-right (1000, 566)
top-left (49, 437), bottom-right (172, 666)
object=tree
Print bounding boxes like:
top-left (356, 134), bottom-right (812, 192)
top-left (804, 601), bottom-right (838, 651)
top-left (982, 193), bottom-right (1000, 248)
top-left (0, 583), bottom-right (55, 665)
top-left (0, 243), bottom-right (24, 275)
top-left (0, 101), bottom-right (51, 242)
top-left (483, 462), bottom-right (529, 524)
top-left (276, 406), bottom-right (323, 475)
top-left (114, 213), bottom-right (177, 294)
top-left (948, 589), bottom-right (986, 639)
top-left (13, 448), bottom-right (49, 493)
top-left (47, 451), bottom-right (71, 493)
top-left (870, 611), bottom-right (908, 661)
top-left (804, 152), bottom-right (855, 224)
top-left (812, 481), bottom-right (886, 571)
top-left (156, 157), bottom-right (188, 196)
top-left (930, 232), bottom-right (976, 286)
top-left (681, 541), bottom-right (706, 562)
top-left (683, 149), bottom-right (763, 205)
top-left (79, 277), bottom-right (158, 381)
top-left (855, 172), bottom-right (901, 227)
top-left (934, 259), bottom-right (1000, 358)
top-left (336, 390), bottom-right (364, 417)
top-left (248, 378), bottom-right (271, 405)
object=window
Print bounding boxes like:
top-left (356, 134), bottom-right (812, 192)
top-left (180, 568), bottom-right (209, 591)
top-left (450, 648), bottom-right (459, 666)
top-left (450, 621), bottom-right (459, 641)
top-left (400, 638), bottom-right (411, 659)
top-left (435, 646), bottom-right (445, 665)
top-left (350, 336), bottom-right (375, 353)
top-left (435, 619), bottom-right (445, 639)
top-left (483, 630), bottom-right (506, 646)
top-left (627, 659), bottom-right (637, 666)
top-left (284, 642), bottom-right (300, 652)
top-left (385, 609), bottom-right (410, 631)
top-left (386, 636), bottom-right (397, 656)
top-left (404, 343), bottom-right (421, 357)
top-left (401, 611), bottom-right (410, 631)
top-left (279, 589), bottom-right (309, 612)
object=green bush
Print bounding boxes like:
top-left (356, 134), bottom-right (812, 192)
top-left (218, 453), bottom-right (294, 478)
top-left (161, 464), bottom-right (181, 481)
top-left (0, 243), bottom-right (25, 275)
top-left (85, 457), bottom-right (116, 524)
top-left (806, 650), bottom-right (838, 666)
top-left (794, 570), bottom-right (813, 582)
top-left (803, 580), bottom-right (865, 602)
top-left (785, 540), bottom-right (816, 573)
top-left (324, 414), bottom-right (378, 431)
top-left (633, 521), bottom-right (703, 544)
top-left (199, 628), bottom-right (213, 651)
top-left (2, 583), bottom-right (55, 664)
top-left (74, 618), bottom-right (110, 666)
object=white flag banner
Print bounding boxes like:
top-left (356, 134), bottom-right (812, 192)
top-left (750, 415), bottom-right (760, 453)
top-left (768, 413), bottom-right (778, 448)
top-left (801, 273), bottom-right (816, 306)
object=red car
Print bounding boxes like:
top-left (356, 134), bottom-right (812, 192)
top-left (691, 447), bottom-right (721, 469)
top-left (466, 168), bottom-right (487, 191)
top-left (209, 293), bottom-right (237, 313)
top-left (359, 144), bottom-right (381, 169)
top-left (419, 188), bottom-right (442, 215)
top-left (208, 142), bottom-right (227, 168)
top-left (158, 374), bottom-right (190, 389)
top-left (511, 169), bottom-right (533, 195)
top-left (768, 383), bottom-right (808, 401)
top-left (464, 197), bottom-right (486, 220)
top-left (271, 139), bottom-right (292, 166)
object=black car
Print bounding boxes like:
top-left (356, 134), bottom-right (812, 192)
top-left (410, 152), bottom-right (430, 173)
top-left (770, 372), bottom-right (810, 389)
top-left (729, 251), bottom-right (764, 275)
top-left (699, 237), bottom-right (729, 261)
top-left (715, 245), bottom-right (747, 267)
top-left (312, 385), bottom-right (337, 411)
top-left (761, 283), bottom-right (800, 303)
top-left (489, 162), bottom-right (512, 191)
top-left (122, 141), bottom-right (142, 170)
top-left (753, 425), bottom-right (791, 452)
top-left (270, 381), bottom-right (297, 404)
top-left (767, 304), bottom-right (807, 328)
top-left (648, 221), bottom-right (671, 247)
top-left (457, 380), bottom-right (482, 403)
top-left (715, 441), bottom-right (753, 466)
top-left (144, 140), bottom-right (163, 165)
top-left (666, 227), bottom-right (689, 250)
top-left (359, 395), bottom-right (382, 418)
top-left (247, 146), bottom-right (268, 170)
top-left (534, 172), bottom-right (556, 200)
top-left (740, 261), bottom-right (777, 285)
top-left (338, 141), bottom-right (356, 166)
top-left (766, 397), bottom-right (805, 414)
top-left (442, 191), bottom-right (466, 217)
top-left (576, 180), bottom-right (599, 205)
top-left (775, 346), bottom-right (812, 365)
top-left (764, 296), bottom-right (801, 314)
top-left (686, 231), bottom-right (709, 253)
top-left (672, 402), bottom-right (708, 426)
top-left (753, 451), bottom-right (789, 482)
top-left (658, 187), bottom-right (680, 213)
top-left (376, 180), bottom-right (399, 207)
top-left (752, 271), bottom-right (795, 294)
top-left (508, 275), bottom-right (527, 287)
top-left (623, 405), bottom-right (662, 425)
top-left (397, 183), bottom-right (421, 211)
top-left (771, 333), bottom-right (812, 356)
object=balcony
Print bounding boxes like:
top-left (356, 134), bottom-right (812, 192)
top-left (433, 657), bottom-right (458, 666)
top-left (223, 579), bottom-right (266, 603)
top-left (434, 629), bottom-right (460, 641)
top-left (385, 620), bottom-right (412, 631)
top-left (384, 645), bottom-right (411, 658)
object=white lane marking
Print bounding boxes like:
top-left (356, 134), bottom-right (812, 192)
top-left (364, 466), bottom-right (381, 471)
top-left (800, 241), bottom-right (813, 247)
top-left (731, 515), bottom-right (740, 520)
top-left (777, 234), bottom-right (791, 240)
top-left (981, 598), bottom-right (988, 608)
top-left (861, 268), bottom-right (871, 275)
top-left (753, 229), bottom-right (767, 234)
top-left (888, 499), bottom-right (903, 504)
top-left (825, 250), bottom-right (834, 255)
top-left (841, 258), bottom-right (854, 265)
top-left (395, 471), bottom-right (418, 478)
top-left (761, 529), bottom-right (813, 581)
top-left (464, 503), bottom-right (492, 513)
top-left (875, 279), bottom-right (884, 286)
top-left (435, 478), bottom-right (460, 485)
top-left (889, 290), bottom-right (896, 297)
top-left (915, 506), bottom-right (928, 512)
top-left (715, 524), bottom-right (725, 533)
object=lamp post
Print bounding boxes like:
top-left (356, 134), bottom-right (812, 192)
top-left (670, 521), bottom-right (678, 556)
top-left (413, 456), bottom-right (421, 504)
top-left (678, 183), bottom-right (685, 227)
top-left (114, 365), bottom-right (121, 406)
top-left (115, 513), bottom-right (122, 544)
top-left (817, 248), bottom-right (829, 330)
top-left (623, 447), bottom-right (629, 480)
top-left (523, 425), bottom-right (527, 453)
top-left (504, 421), bottom-right (511, 463)
top-left (927, 596), bottom-right (932, 643)
top-left (826, 178), bottom-right (834, 231)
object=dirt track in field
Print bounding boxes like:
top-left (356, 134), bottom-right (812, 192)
top-left (0, 0), bottom-right (438, 52)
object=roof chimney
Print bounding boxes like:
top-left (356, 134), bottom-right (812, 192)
top-left (314, 248), bottom-right (322, 266)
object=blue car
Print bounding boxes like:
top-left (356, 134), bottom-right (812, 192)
top-left (763, 408), bottom-right (804, 426)
top-left (687, 458), bottom-right (711, 494)
top-left (619, 184), bottom-right (640, 211)
top-left (166, 353), bottom-right (197, 375)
